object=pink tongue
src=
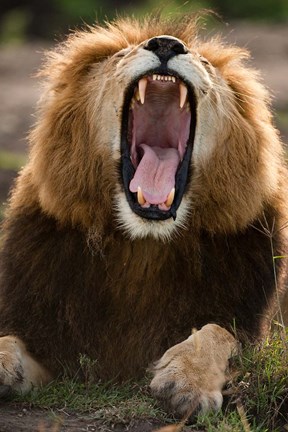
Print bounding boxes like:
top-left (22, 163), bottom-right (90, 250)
top-left (129, 144), bottom-right (180, 204)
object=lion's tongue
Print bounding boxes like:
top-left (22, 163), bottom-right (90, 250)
top-left (129, 144), bottom-right (180, 205)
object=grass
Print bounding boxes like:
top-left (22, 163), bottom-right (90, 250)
top-left (0, 150), bottom-right (26, 223)
top-left (0, 204), bottom-right (5, 221)
top-left (232, 328), bottom-right (288, 431)
top-left (12, 377), bottom-right (168, 425)
top-left (10, 329), bottom-right (288, 431)
top-left (0, 150), bottom-right (27, 171)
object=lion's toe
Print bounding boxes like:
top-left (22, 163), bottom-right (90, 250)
top-left (150, 373), bottom-right (223, 418)
top-left (0, 351), bottom-right (24, 388)
top-left (0, 384), bottom-right (12, 399)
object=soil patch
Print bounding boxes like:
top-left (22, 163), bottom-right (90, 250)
top-left (0, 403), bottom-right (167, 432)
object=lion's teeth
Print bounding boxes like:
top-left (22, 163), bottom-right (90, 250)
top-left (130, 99), bottom-right (135, 109)
top-left (151, 74), bottom-right (177, 83)
top-left (138, 77), bottom-right (148, 104)
top-left (135, 90), bottom-right (140, 101)
top-left (165, 188), bottom-right (175, 207)
top-left (137, 186), bottom-right (146, 206)
top-left (179, 82), bottom-right (188, 109)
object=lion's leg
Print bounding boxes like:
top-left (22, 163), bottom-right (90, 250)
top-left (0, 336), bottom-right (53, 394)
top-left (150, 324), bottom-right (239, 418)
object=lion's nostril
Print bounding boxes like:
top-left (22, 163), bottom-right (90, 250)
top-left (146, 38), bottom-right (160, 52)
top-left (172, 41), bottom-right (187, 54)
top-left (144, 36), bottom-right (187, 62)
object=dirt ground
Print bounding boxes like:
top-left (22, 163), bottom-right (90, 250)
top-left (0, 404), bottom-right (169, 432)
top-left (0, 21), bottom-right (288, 432)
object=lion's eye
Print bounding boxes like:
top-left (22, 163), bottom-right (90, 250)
top-left (113, 48), bottom-right (132, 58)
top-left (199, 56), bottom-right (210, 66)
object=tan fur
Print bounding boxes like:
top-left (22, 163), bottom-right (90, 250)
top-left (0, 336), bottom-right (52, 392)
top-left (8, 15), bottom-right (287, 237)
top-left (150, 325), bottom-right (239, 415)
top-left (0, 14), bottom-right (287, 417)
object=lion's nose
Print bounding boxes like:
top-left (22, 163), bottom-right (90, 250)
top-left (144, 36), bottom-right (188, 62)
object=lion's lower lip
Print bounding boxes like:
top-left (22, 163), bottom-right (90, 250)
top-left (121, 69), bottom-right (197, 221)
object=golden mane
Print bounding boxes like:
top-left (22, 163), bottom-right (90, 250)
top-left (7, 14), bottom-right (286, 241)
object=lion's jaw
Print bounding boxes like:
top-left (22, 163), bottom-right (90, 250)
top-left (107, 36), bottom-right (213, 241)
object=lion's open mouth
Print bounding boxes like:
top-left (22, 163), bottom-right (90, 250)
top-left (121, 72), bottom-right (196, 220)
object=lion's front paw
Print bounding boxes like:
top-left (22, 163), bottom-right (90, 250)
top-left (0, 338), bottom-right (25, 390)
top-left (0, 336), bottom-right (52, 394)
top-left (150, 324), bottom-right (238, 418)
top-left (150, 371), bottom-right (223, 418)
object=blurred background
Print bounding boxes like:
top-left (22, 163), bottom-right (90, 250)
top-left (0, 0), bottom-right (288, 220)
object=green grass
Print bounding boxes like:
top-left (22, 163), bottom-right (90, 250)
top-left (10, 328), bottom-right (288, 431)
top-left (0, 150), bottom-right (27, 171)
top-left (276, 109), bottom-right (288, 127)
top-left (232, 328), bottom-right (288, 431)
top-left (12, 378), bottom-right (168, 425)
top-left (0, 150), bottom-right (26, 223)
top-left (0, 204), bottom-right (5, 220)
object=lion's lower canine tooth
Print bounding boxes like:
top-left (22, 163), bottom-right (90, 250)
top-left (137, 186), bottom-right (146, 205)
top-left (179, 82), bottom-right (188, 109)
top-left (135, 90), bottom-right (140, 101)
top-left (138, 78), bottom-right (148, 104)
top-left (165, 188), bottom-right (175, 207)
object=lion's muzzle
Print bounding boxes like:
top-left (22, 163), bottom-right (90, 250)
top-left (120, 37), bottom-right (197, 221)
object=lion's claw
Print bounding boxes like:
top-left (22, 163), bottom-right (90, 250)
top-left (151, 370), bottom-right (223, 418)
top-left (0, 385), bottom-right (12, 399)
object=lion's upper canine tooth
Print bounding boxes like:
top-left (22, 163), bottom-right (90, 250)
top-left (179, 82), bottom-right (188, 109)
top-left (165, 188), bottom-right (175, 207)
top-left (138, 77), bottom-right (148, 104)
top-left (137, 186), bottom-right (146, 206)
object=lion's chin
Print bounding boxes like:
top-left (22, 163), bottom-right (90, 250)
top-left (120, 70), bottom-right (196, 222)
top-left (116, 191), bottom-right (191, 241)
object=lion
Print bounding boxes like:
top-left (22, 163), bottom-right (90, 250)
top-left (0, 14), bottom-right (287, 418)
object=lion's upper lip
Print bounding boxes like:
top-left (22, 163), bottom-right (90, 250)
top-left (120, 69), bottom-right (196, 221)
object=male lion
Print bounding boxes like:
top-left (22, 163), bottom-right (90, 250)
top-left (0, 14), bottom-right (287, 417)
